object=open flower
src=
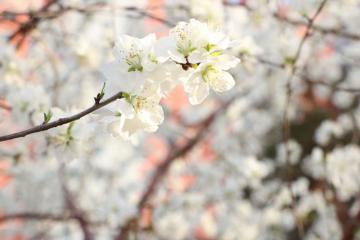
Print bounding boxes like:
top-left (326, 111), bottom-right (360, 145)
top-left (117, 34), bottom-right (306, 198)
top-left (99, 19), bottom-right (240, 139)
top-left (184, 55), bottom-right (240, 105)
top-left (101, 34), bottom-right (162, 94)
top-left (156, 19), bottom-right (236, 65)
top-left (104, 83), bottom-right (164, 139)
top-left (155, 19), bottom-right (208, 64)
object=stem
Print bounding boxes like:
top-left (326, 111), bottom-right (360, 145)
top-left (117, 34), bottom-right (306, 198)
top-left (0, 91), bottom-right (124, 142)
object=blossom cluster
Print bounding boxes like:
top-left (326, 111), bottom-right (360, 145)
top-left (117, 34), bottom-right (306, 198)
top-left (100, 19), bottom-right (239, 140)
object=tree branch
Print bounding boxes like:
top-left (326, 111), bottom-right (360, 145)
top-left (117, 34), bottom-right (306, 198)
top-left (1, 3), bottom-right (173, 48)
top-left (0, 91), bottom-right (124, 142)
top-left (0, 213), bottom-right (72, 223)
top-left (224, 1), bottom-right (360, 41)
top-left (59, 162), bottom-right (93, 240)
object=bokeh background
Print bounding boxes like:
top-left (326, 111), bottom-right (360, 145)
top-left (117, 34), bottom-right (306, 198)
top-left (1, 0), bottom-right (360, 239)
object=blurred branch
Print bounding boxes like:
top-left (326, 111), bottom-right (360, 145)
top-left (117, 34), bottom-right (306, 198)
top-left (6, 0), bottom-right (60, 49)
top-left (59, 162), bottom-right (93, 240)
top-left (0, 213), bottom-right (72, 223)
top-left (1, 2), bottom-right (173, 49)
top-left (272, 13), bottom-right (360, 41)
top-left (124, 6), bottom-right (175, 27)
top-left (224, 1), bottom-right (360, 41)
top-left (114, 94), bottom-right (243, 240)
top-left (282, 0), bottom-right (329, 237)
top-left (0, 91), bottom-right (124, 142)
top-left (245, 54), bottom-right (360, 94)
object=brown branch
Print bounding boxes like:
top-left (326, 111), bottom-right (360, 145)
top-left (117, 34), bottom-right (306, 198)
top-left (0, 213), bottom-right (72, 223)
top-left (0, 91), bottom-right (124, 142)
top-left (247, 55), bottom-right (360, 94)
top-left (7, 0), bottom-right (60, 49)
top-left (59, 163), bottom-right (93, 240)
top-left (224, 1), bottom-right (360, 41)
top-left (1, 3), bottom-right (173, 45)
top-left (0, 212), bottom-right (105, 225)
top-left (124, 7), bottom-right (175, 27)
top-left (273, 13), bottom-right (360, 41)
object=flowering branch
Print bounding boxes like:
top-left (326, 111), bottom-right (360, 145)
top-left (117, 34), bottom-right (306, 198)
top-left (0, 91), bottom-right (124, 142)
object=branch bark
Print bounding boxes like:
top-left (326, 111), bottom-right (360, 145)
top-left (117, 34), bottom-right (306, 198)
top-left (224, 1), bottom-right (360, 41)
top-left (0, 213), bottom-right (72, 223)
top-left (0, 91), bottom-right (124, 142)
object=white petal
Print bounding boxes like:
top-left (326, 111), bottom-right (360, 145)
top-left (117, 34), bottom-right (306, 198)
top-left (209, 32), bottom-right (229, 49)
top-left (101, 62), bottom-right (137, 93)
top-left (102, 62), bottom-right (146, 93)
top-left (113, 35), bottom-right (138, 60)
top-left (141, 33), bottom-right (156, 50)
top-left (184, 73), bottom-right (201, 92)
top-left (169, 51), bottom-right (187, 64)
top-left (122, 116), bottom-right (148, 136)
top-left (101, 61), bottom-right (125, 82)
top-left (214, 55), bottom-right (240, 70)
top-left (107, 119), bottom-right (124, 137)
top-left (154, 36), bottom-right (176, 62)
top-left (138, 104), bottom-right (164, 126)
top-left (189, 82), bottom-right (210, 105)
top-left (116, 99), bottom-right (135, 118)
top-left (209, 71), bottom-right (235, 92)
top-left (188, 50), bottom-right (207, 63)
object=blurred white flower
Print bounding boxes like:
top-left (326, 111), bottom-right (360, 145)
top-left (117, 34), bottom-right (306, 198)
top-left (315, 120), bottom-right (344, 146)
top-left (326, 145), bottom-right (360, 201)
top-left (277, 140), bottom-right (302, 165)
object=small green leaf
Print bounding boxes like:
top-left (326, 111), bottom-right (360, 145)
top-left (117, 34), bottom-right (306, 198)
top-left (128, 65), bottom-right (143, 72)
top-left (284, 56), bottom-right (296, 66)
top-left (122, 92), bottom-right (131, 102)
top-left (66, 122), bottom-right (75, 136)
top-left (43, 110), bottom-right (52, 124)
top-left (100, 82), bottom-right (106, 98)
top-left (94, 82), bottom-right (106, 104)
top-left (128, 66), bottom-right (137, 72)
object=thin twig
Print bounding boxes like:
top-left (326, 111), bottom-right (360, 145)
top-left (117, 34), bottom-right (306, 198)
top-left (0, 213), bottom-right (71, 223)
top-left (282, 0), bottom-right (329, 237)
top-left (1, 3), bottom-right (173, 46)
top-left (59, 163), bottom-right (93, 240)
top-left (247, 55), bottom-right (360, 94)
top-left (224, 1), bottom-right (360, 41)
top-left (0, 91), bottom-right (124, 142)
top-left (273, 13), bottom-right (360, 41)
